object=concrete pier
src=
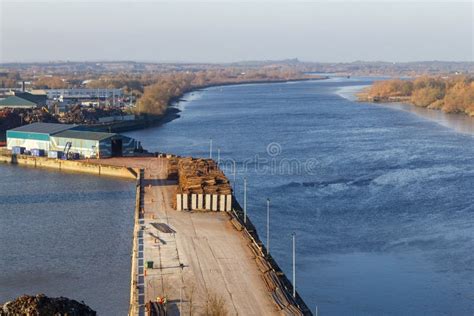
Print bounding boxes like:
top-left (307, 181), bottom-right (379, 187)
top-left (111, 157), bottom-right (278, 315)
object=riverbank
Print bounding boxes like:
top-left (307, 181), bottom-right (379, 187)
top-left (358, 76), bottom-right (474, 116)
top-left (338, 81), bottom-right (474, 136)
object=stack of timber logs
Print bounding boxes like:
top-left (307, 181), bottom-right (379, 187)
top-left (173, 157), bottom-right (233, 211)
top-left (167, 157), bottom-right (179, 180)
top-left (177, 157), bottom-right (232, 195)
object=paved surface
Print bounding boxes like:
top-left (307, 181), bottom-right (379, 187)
top-left (101, 157), bottom-right (278, 315)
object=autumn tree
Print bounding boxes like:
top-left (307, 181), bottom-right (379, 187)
top-left (362, 75), bottom-right (473, 116)
top-left (34, 76), bottom-right (69, 89)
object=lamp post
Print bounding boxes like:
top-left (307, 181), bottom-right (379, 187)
top-left (232, 160), bottom-right (236, 191)
top-left (209, 138), bottom-right (213, 159)
top-left (267, 198), bottom-right (270, 255)
top-left (292, 232), bottom-right (296, 298)
top-left (243, 177), bottom-right (247, 224)
top-left (179, 287), bottom-right (183, 314)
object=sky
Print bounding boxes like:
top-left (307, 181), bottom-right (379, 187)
top-left (0, 0), bottom-right (472, 63)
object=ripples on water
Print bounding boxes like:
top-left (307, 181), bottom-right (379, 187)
top-left (126, 78), bottom-right (474, 315)
top-left (0, 166), bottom-right (135, 315)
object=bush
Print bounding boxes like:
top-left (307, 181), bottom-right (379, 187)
top-left (201, 293), bottom-right (228, 316)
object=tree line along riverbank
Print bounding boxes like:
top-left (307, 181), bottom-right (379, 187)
top-left (358, 75), bottom-right (474, 116)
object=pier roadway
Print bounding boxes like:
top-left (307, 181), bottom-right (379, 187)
top-left (95, 157), bottom-right (278, 315)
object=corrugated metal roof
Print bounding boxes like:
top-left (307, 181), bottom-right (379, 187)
top-left (14, 92), bottom-right (47, 105)
top-left (0, 96), bottom-right (37, 107)
top-left (53, 130), bottom-right (117, 141)
top-left (10, 122), bottom-right (75, 134)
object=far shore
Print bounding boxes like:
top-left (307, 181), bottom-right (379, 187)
top-left (92, 76), bottom-right (328, 134)
top-left (338, 82), bottom-right (474, 136)
top-left (0, 76), bottom-right (326, 142)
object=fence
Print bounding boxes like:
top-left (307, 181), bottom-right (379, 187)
top-left (228, 197), bottom-right (312, 316)
top-left (129, 169), bottom-right (144, 316)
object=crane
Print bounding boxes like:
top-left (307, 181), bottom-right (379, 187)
top-left (63, 142), bottom-right (72, 160)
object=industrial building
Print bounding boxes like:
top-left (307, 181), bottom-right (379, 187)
top-left (7, 123), bottom-right (72, 151)
top-left (0, 90), bottom-right (48, 109)
top-left (6, 122), bottom-right (137, 159)
top-left (0, 96), bottom-right (39, 109)
top-left (13, 91), bottom-right (48, 106)
top-left (41, 88), bottom-right (123, 100)
top-left (50, 130), bottom-right (136, 158)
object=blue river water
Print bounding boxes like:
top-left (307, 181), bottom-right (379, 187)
top-left (126, 77), bottom-right (474, 315)
top-left (0, 166), bottom-right (135, 315)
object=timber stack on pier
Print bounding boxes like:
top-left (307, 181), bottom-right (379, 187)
top-left (173, 157), bottom-right (233, 212)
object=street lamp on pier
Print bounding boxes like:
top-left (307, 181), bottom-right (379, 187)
top-left (292, 232), bottom-right (296, 298)
top-left (267, 198), bottom-right (270, 255)
top-left (243, 177), bottom-right (247, 224)
top-left (209, 138), bottom-right (213, 159)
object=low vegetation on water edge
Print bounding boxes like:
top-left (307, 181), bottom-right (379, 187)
top-left (358, 76), bottom-right (474, 116)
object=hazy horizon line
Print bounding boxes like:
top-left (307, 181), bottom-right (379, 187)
top-left (1, 59), bottom-right (473, 65)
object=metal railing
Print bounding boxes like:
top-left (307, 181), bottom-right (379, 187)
top-left (228, 199), bottom-right (312, 316)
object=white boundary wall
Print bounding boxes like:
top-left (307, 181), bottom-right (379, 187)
top-left (176, 194), bottom-right (232, 212)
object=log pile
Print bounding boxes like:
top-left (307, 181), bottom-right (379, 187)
top-left (176, 157), bottom-right (232, 195)
top-left (167, 156), bottom-right (179, 180)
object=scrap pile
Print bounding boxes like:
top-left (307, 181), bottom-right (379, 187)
top-left (175, 157), bottom-right (232, 195)
top-left (57, 105), bottom-right (126, 124)
top-left (0, 294), bottom-right (96, 316)
top-left (0, 108), bottom-right (57, 131)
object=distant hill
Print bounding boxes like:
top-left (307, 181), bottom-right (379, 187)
top-left (1, 60), bottom-right (472, 76)
top-left (298, 61), bottom-right (474, 76)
